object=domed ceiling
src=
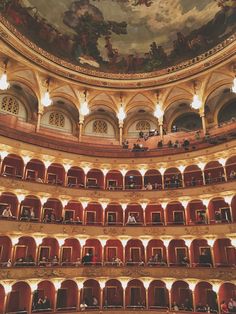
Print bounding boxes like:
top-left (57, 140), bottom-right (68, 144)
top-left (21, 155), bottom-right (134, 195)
top-left (1, 0), bottom-right (236, 74)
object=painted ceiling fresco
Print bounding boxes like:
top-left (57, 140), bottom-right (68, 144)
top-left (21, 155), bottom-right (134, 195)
top-left (1, 0), bottom-right (236, 73)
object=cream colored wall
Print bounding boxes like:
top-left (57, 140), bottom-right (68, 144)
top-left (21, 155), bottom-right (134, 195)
top-left (40, 110), bottom-right (73, 133)
top-left (0, 94), bottom-right (27, 121)
top-left (84, 119), bottom-right (115, 138)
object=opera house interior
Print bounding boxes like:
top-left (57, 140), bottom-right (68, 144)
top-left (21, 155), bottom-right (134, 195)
top-left (0, 0), bottom-right (236, 313)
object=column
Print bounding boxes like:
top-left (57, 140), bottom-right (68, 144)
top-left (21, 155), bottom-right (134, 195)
top-left (102, 208), bottom-right (105, 226)
top-left (123, 287), bottom-right (126, 310)
top-left (202, 199), bottom-right (210, 224)
top-left (63, 165), bottom-right (71, 186)
top-left (2, 285), bottom-right (12, 314)
top-left (144, 285), bottom-right (149, 309)
top-left (184, 240), bottom-right (193, 266)
top-left (200, 113), bottom-right (207, 135)
top-left (79, 239), bottom-right (86, 259)
top-left (3, 292), bottom-right (9, 314)
top-left (99, 282), bottom-right (106, 310)
top-left (119, 121), bottom-right (123, 146)
top-left (181, 172), bottom-right (185, 188)
top-left (121, 204), bottom-right (127, 226)
top-left (219, 159), bottom-right (228, 182)
top-left (34, 237), bottom-right (43, 263)
top-left (77, 287), bottom-right (82, 311)
top-left (100, 288), bottom-right (103, 310)
top-left (122, 175), bottom-right (125, 190)
top-left (188, 282), bottom-right (197, 311)
top-left (121, 169), bottom-right (127, 190)
top-left (78, 115), bottom-right (84, 142)
top-left (141, 239), bottom-right (149, 264)
top-left (143, 209), bottom-right (146, 226)
top-left (162, 239), bottom-right (171, 266)
top-left (99, 239), bottom-right (107, 265)
top-left (181, 201), bottom-right (188, 225)
top-left (81, 201), bottom-right (88, 225)
top-left (120, 281), bottom-right (128, 310)
top-left (43, 163), bottom-right (51, 183)
top-left (10, 236), bottom-right (19, 262)
top-left (35, 107), bottom-right (43, 133)
top-left (211, 283), bottom-right (221, 313)
top-left (120, 238), bottom-right (129, 265)
top-left (222, 165), bottom-right (227, 182)
top-left (159, 123), bottom-right (163, 139)
top-left (16, 194), bottom-right (25, 219)
top-left (84, 174), bottom-right (87, 188)
top-left (161, 203), bottom-right (168, 226)
top-left (100, 202), bottom-right (108, 226)
top-left (224, 196), bottom-right (233, 222)
top-left (207, 239), bottom-right (215, 267)
top-left (58, 239), bottom-right (65, 262)
top-left (168, 288), bottom-right (172, 310)
top-left (22, 157), bottom-right (31, 179)
top-left (54, 288), bottom-right (58, 312)
top-left (141, 175), bottom-right (145, 189)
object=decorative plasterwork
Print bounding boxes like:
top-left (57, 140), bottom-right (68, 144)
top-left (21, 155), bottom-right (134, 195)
top-left (0, 17), bottom-right (235, 90)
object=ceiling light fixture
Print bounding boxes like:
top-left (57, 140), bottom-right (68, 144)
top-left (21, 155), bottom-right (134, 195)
top-left (117, 94), bottom-right (126, 121)
top-left (0, 59), bottom-right (10, 91)
top-left (80, 90), bottom-right (90, 116)
top-left (190, 82), bottom-right (202, 110)
top-left (154, 91), bottom-right (164, 119)
top-left (41, 78), bottom-right (52, 107)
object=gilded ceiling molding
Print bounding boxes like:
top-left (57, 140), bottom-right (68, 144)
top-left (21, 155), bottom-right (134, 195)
top-left (0, 16), bottom-right (235, 90)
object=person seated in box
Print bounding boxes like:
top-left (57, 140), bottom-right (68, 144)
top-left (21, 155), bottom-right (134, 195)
top-left (126, 213), bottom-right (137, 224)
top-left (2, 206), bottom-right (13, 218)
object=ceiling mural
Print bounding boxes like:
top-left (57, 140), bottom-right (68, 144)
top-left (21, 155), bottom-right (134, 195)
top-left (1, 0), bottom-right (236, 73)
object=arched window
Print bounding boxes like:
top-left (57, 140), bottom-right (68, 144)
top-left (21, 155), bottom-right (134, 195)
top-left (1, 96), bottom-right (19, 115)
top-left (93, 120), bottom-right (108, 134)
top-left (136, 120), bottom-right (150, 131)
top-left (49, 112), bottom-right (65, 128)
top-left (218, 100), bottom-right (236, 124)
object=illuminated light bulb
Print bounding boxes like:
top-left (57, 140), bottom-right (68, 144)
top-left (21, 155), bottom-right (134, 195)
top-left (178, 165), bottom-right (185, 173)
top-left (102, 168), bottom-right (109, 176)
top-left (159, 167), bottom-right (166, 175)
top-left (120, 168), bottom-right (127, 176)
top-left (117, 106), bottom-right (126, 121)
top-left (0, 72), bottom-right (10, 90)
top-left (64, 164), bottom-right (72, 172)
top-left (0, 151), bottom-right (8, 159)
top-left (41, 91), bottom-right (52, 107)
top-left (82, 165), bottom-right (90, 175)
top-left (44, 160), bottom-right (52, 169)
top-left (154, 104), bottom-right (164, 119)
top-left (190, 94), bottom-right (202, 110)
top-left (80, 100), bottom-right (90, 116)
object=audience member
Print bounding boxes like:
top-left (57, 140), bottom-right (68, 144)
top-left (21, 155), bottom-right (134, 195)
top-left (2, 206), bottom-right (13, 217)
top-left (221, 300), bottom-right (229, 314)
top-left (126, 213), bottom-right (137, 224)
top-left (172, 301), bottom-right (179, 311)
top-left (92, 296), bottom-right (98, 307)
top-left (146, 182), bottom-right (153, 190)
top-left (80, 300), bottom-right (88, 311)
